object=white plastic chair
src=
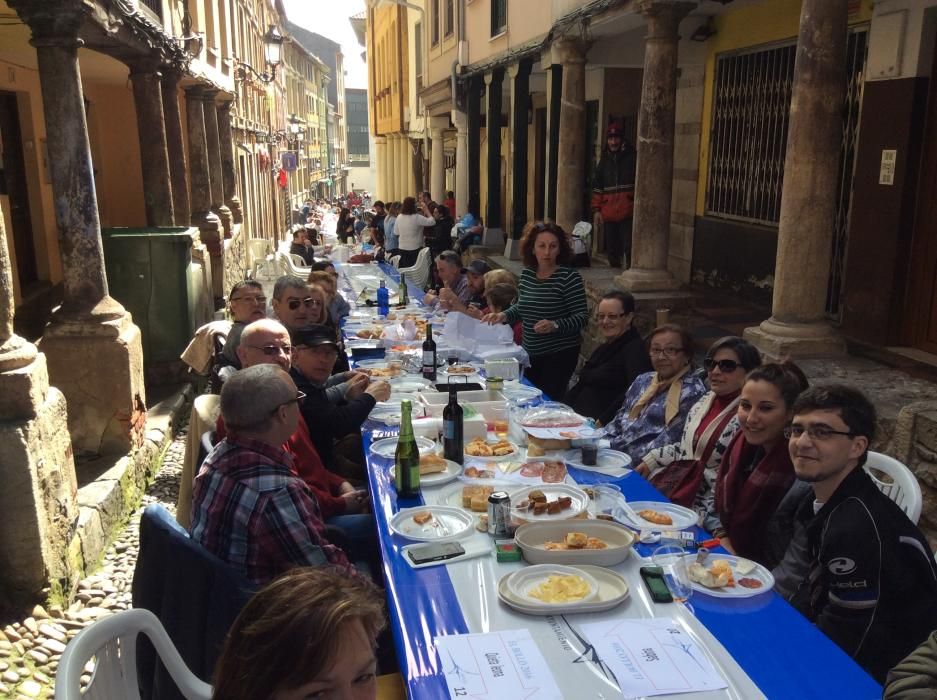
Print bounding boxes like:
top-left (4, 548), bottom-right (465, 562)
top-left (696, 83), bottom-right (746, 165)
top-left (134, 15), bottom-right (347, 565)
top-left (55, 608), bottom-right (212, 700)
top-left (397, 246), bottom-right (433, 289)
top-left (571, 221), bottom-right (592, 257)
top-left (864, 451), bottom-right (923, 524)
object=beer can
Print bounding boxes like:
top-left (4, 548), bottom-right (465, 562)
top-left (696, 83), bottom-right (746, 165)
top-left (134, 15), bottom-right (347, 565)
top-left (487, 491), bottom-right (511, 537)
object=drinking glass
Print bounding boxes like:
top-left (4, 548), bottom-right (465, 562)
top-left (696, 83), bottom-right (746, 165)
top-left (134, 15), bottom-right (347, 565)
top-left (491, 406), bottom-right (509, 437)
top-left (590, 484), bottom-right (621, 519)
top-left (447, 351), bottom-right (460, 366)
top-left (652, 545), bottom-right (693, 603)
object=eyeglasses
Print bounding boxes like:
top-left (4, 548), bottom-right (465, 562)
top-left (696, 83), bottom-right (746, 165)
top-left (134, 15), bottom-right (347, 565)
top-left (231, 295), bottom-right (266, 304)
top-left (704, 358), bottom-right (742, 373)
top-left (287, 297), bottom-right (323, 310)
top-left (649, 347), bottom-right (683, 358)
top-left (271, 391), bottom-right (306, 414)
top-left (784, 424), bottom-right (855, 441)
top-left (596, 313), bottom-right (626, 322)
top-left (245, 344), bottom-right (292, 356)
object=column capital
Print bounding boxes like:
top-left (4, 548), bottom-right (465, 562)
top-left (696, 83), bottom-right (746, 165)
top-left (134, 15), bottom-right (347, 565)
top-left (8, 0), bottom-right (85, 47)
top-left (634, 0), bottom-right (697, 35)
top-left (552, 37), bottom-right (590, 65)
top-left (506, 59), bottom-right (533, 81)
top-left (451, 109), bottom-right (468, 130)
top-left (483, 68), bottom-right (504, 87)
top-left (126, 57), bottom-right (164, 78)
top-left (374, 135), bottom-right (387, 144)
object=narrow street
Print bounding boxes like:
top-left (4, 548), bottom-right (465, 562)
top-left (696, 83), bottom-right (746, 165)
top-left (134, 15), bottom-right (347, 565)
top-left (0, 425), bottom-right (187, 699)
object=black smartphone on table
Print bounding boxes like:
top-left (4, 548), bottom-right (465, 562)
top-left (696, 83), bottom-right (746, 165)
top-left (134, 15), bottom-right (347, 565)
top-left (407, 541), bottom-right (466, 565)
top-left (640, 566), bottom-right (674, 603)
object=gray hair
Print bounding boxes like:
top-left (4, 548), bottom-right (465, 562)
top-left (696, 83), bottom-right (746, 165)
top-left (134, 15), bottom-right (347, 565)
top-left (435, 250), bottom-right (461, 268)
top-left (240, 319), bottom-right (289, 350)
top-left (273, 275), bottom-right (307, 300)
top-left (220, 364), bottom-right (293, 433)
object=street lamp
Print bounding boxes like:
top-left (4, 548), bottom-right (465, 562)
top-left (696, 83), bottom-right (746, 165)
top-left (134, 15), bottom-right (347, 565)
top-left (235, 25), bottom-right (284, 83)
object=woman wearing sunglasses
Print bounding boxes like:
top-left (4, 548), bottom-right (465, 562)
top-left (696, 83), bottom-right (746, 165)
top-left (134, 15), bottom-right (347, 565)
top-left (636, 336), bottom-right (760, 521)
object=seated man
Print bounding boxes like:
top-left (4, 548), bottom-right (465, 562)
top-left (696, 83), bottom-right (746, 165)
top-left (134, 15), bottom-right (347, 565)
top-left (271, 275), bottom-right (321, 332)
top-left (438, 259), bottom-right (490, 318)
top-left (423, 251), bottom-right (471, 308)
top-left (289, 226), bottom-right (315, 266)
top-left (190, 364), bottom-right (359, 585)
top-left (781, 384), bottom-right (937, 683)
top-left (221, 280), bottom-right (268, 368)
top-left (290, 324), bottom-right (390, 482)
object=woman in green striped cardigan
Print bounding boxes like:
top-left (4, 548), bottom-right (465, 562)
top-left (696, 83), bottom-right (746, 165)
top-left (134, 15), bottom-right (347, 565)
top-left (483, 222), bottom-right (588, 399)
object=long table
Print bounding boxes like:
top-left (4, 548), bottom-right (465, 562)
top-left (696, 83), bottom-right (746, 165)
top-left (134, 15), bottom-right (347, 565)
top-left (342, 262), bottom-right (882, 699)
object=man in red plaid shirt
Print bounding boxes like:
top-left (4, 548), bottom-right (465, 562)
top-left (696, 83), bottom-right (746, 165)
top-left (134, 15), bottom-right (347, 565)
top-left (190, 364), bottom-right (358, 585)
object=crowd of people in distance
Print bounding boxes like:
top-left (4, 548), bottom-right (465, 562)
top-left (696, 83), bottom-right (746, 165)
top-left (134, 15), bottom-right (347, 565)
top-left (179, 192), bottom-right (937, 697)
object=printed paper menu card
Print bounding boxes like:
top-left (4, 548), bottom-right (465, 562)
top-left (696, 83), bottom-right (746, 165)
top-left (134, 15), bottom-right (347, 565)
top-left (580, 617), bottom-right (728, 698)
top-left (434, 628), bottom-right (563, 699)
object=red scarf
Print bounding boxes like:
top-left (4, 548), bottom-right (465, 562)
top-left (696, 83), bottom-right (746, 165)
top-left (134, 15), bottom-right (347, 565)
top-left (714, 431), bottom-right (794, 563)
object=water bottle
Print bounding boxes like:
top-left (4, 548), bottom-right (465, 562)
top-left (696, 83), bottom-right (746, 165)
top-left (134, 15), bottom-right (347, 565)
top-left (377, 279), bottom-right (389, 317)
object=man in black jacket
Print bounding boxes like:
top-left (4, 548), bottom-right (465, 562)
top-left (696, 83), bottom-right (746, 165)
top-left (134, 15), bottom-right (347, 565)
top-left (591, 122), bottom-right (636, 268)
top-left (288, 325), bottom-right (391, 479)
top-left (780, 385), bottom-right (937, 683)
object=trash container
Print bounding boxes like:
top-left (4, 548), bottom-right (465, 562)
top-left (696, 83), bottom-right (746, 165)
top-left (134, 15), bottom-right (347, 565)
top-left (101, 227), bottom-right (198, 365)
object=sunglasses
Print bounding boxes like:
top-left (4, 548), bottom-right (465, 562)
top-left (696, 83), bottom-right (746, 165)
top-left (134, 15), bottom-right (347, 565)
top-left (230, 295), bottom-right (266, 304)
top-left (703, 358), bottom-right (742, 373)
top-left (245, 344), bottom-right (292, 356)
top-left (287, 297), bottom-right (323, 310)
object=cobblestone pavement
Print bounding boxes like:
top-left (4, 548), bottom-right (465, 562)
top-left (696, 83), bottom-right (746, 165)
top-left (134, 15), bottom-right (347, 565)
top-left (0, 425), bottom-right (186, 699)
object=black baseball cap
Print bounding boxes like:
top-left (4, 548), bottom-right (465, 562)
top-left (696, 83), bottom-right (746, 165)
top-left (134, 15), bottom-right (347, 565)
top-left (290, 324), bottom-right (338, 350)
top-left (466, 259), bottom-right (492, 277)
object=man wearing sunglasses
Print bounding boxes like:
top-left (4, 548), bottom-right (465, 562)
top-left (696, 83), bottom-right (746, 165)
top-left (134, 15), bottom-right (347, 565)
top-left (271, 275), bottom-right (321, 331)
top-left (776, 384), bottom-right (937, 683)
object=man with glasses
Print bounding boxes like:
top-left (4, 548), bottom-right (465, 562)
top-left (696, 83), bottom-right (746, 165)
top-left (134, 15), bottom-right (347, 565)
top-left (190, 364), bottom-right (359, 585)
top-left (271, 275), bottom-right (321, 331)
top-left (777, 384), bottom-right (937, 683)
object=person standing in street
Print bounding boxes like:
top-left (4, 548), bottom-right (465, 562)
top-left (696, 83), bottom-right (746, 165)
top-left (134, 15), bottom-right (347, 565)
top-left (591, 121), bottom-right (636, 268)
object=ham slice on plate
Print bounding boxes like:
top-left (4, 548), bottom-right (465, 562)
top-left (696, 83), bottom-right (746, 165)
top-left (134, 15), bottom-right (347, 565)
top-left (541, 461), bottom-right (567, 483)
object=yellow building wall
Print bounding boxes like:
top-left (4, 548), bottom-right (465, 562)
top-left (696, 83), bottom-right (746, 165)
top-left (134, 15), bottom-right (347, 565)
top-left (369, 5), bottom-right (407, 136)
top-left (696, 0), bottom-right (874, 216)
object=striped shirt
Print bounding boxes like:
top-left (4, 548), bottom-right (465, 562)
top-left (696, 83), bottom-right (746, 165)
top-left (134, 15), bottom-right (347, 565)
top-left (503, 266), bottom-right (588, 357)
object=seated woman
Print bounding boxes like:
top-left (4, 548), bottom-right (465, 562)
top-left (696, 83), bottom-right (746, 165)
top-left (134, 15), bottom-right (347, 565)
top-left (212, 568), bottom-right (387, 700)
top-left (304, 282), bottom-right (350, 374)
top-left (636, 336), bottom-right (761, 521)
top-left (713, 362), bottom-right (809, 567)
top-left (565, 290), bottom-right (652, 425)
top-left (308, 265), bottom-right (350, 323)
top-left (604, 324), bottom-right (707, 463)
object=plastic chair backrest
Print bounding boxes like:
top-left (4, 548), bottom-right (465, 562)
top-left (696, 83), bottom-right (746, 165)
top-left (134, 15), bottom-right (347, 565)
top-left (193, 394), bottom-right (220, 427)
top-left (399, 247), bottom-right (432, 289)
top-left (54, 608), bottom-right (212, 700)
top-left (863, 451), bottom-right (923, 524)
top-left (571, 221), bottom-right (592, 239)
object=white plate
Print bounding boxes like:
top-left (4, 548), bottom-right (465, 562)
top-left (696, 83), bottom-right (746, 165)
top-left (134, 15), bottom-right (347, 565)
top-left (369, 403), bottom-right (427, 424)
top-left (501, 383), bottom-right (542, 404)
top-left (388, 377), bottom-right (433, 392)
top-left (463, 440), bottom-right (520, 461)
top-left (435, 481), bottom-right (516, 511)
top-left (562, 448), bottom-right (632, 472)
top-left (688, 553), bottom-right (775, 598)
top-left (369, 436), bottom-right (436, 459)
top-left (498, 565), bottom-right (629, 616)
top-left (390, 458), bottom-right (462, 487)
top-left (389, 506), bottom-right (474, 542)
top-left (616, 501), bottom-right (698, 531)
top-left (514, 520), bottom-right (635, 567)
top-left (354, 358), bottom-right (394, 369)
top-left (509, 484), bottom-right (590, 522)
top-left (507, 564), bottom-right (600, 605)
top-left (441, 364), bottom-right (482, 378)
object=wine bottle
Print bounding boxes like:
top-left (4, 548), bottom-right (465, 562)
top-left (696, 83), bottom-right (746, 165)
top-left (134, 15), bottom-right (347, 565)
top-left (377, 279), bottom-right (389, 317)
top-left (422, 323), bottom-right (437, 381)
top-left (398, 273), bottom-right (409, 307)
top-left (394, 400), bottom-right (421, 499)
top-left (443, 385), bottom-right (464, 464)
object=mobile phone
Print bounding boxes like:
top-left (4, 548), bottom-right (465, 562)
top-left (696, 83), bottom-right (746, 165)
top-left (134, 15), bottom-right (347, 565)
top-left (407, 541), bottom-right (466, 565)
top-left (640, 566), bottom-right (674, 603)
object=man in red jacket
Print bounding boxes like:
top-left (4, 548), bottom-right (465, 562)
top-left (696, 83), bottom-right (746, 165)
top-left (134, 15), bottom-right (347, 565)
top-left (591, 121), bottom-right (636, 268)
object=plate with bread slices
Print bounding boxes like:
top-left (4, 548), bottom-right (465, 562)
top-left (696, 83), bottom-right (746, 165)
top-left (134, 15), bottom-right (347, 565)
top-left (615, 501), bottom-right (698, 531)
top-left (687, 553), bottom-right (775, 598)
top-left (390, 453), bottom-right (462, 486)
top-left (389, 506), bottom-right (474, 542)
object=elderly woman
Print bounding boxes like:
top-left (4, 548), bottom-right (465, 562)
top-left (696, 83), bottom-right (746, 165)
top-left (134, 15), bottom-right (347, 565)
top-left (565, 290), bottom-right (651, 424)
top-left (483, 222), bottom-right (588, 399)
top-left (637, 336), bottom-right (761, 521)
top-left (604, 324), bottom-right (707, 463)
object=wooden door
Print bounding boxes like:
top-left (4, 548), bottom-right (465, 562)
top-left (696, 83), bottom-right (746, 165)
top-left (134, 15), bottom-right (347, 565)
top-left (907, 31), bottom-right (937, 352)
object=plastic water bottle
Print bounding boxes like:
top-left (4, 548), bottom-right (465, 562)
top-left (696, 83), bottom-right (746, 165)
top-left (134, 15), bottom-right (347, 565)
top-left (377, 279), bottom-right (389, 317)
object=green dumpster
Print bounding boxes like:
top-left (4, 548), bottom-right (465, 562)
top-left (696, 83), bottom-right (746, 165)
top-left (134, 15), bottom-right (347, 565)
top-left (101, 227), bottom-right (198, 365)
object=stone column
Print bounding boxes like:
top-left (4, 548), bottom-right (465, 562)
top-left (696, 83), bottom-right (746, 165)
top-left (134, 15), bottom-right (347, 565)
top-left (128, 60), bottom-right (174, 227)
top-left (617, 0), bottom-right (695, 291)
top-left (467, 76), bottom-right (482, 217)
top-left (507, 60), bottom-right (532, 256)
top-left (483, 69), bottom-right (504, 244)
top-left (0, 201), bottom-right (79, 605)
top-left (430, 124), bottom-right (446, 202)
top-left (744, 0), bottom-right (848, 358)
top-left (553, 39), bottom-right (589, 235)
top-left (161, 67), bottom-right (190, 226)
top-left (8, 0), bottom-right (146, 456)
top-left (185, 86), bottom-right (222, 300)
top-left (201, 89), bottom-right (231, 237)
top-left (452, 109), bottom-right (468, 217)
top-left (374, 136), bottom-right (387, 200)
top-left (217, 100), bottom-right (242, 224)
top-left (545, 64), bottom-right (562, 221)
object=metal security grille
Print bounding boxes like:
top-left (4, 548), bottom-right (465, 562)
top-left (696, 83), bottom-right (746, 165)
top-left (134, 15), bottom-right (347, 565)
top-left (705, 29), bottom-right (869, 317)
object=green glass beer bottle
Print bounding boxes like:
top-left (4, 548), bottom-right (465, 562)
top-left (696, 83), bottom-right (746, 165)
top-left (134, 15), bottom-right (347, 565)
top-left (394, 400), bottom-right (421, 499)
top-left (398, 273), bottom-right (409, 307)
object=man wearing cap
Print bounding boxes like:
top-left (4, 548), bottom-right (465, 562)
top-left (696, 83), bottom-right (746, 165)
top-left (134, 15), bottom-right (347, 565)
top-left (438, 259), bottom-right (490, 318)
top-left (591, 121), bottom-right (636, 268)
top-left (423, 251), bottom-right (472, 309)
top-left (290, 325), bottom-right (391, 481)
